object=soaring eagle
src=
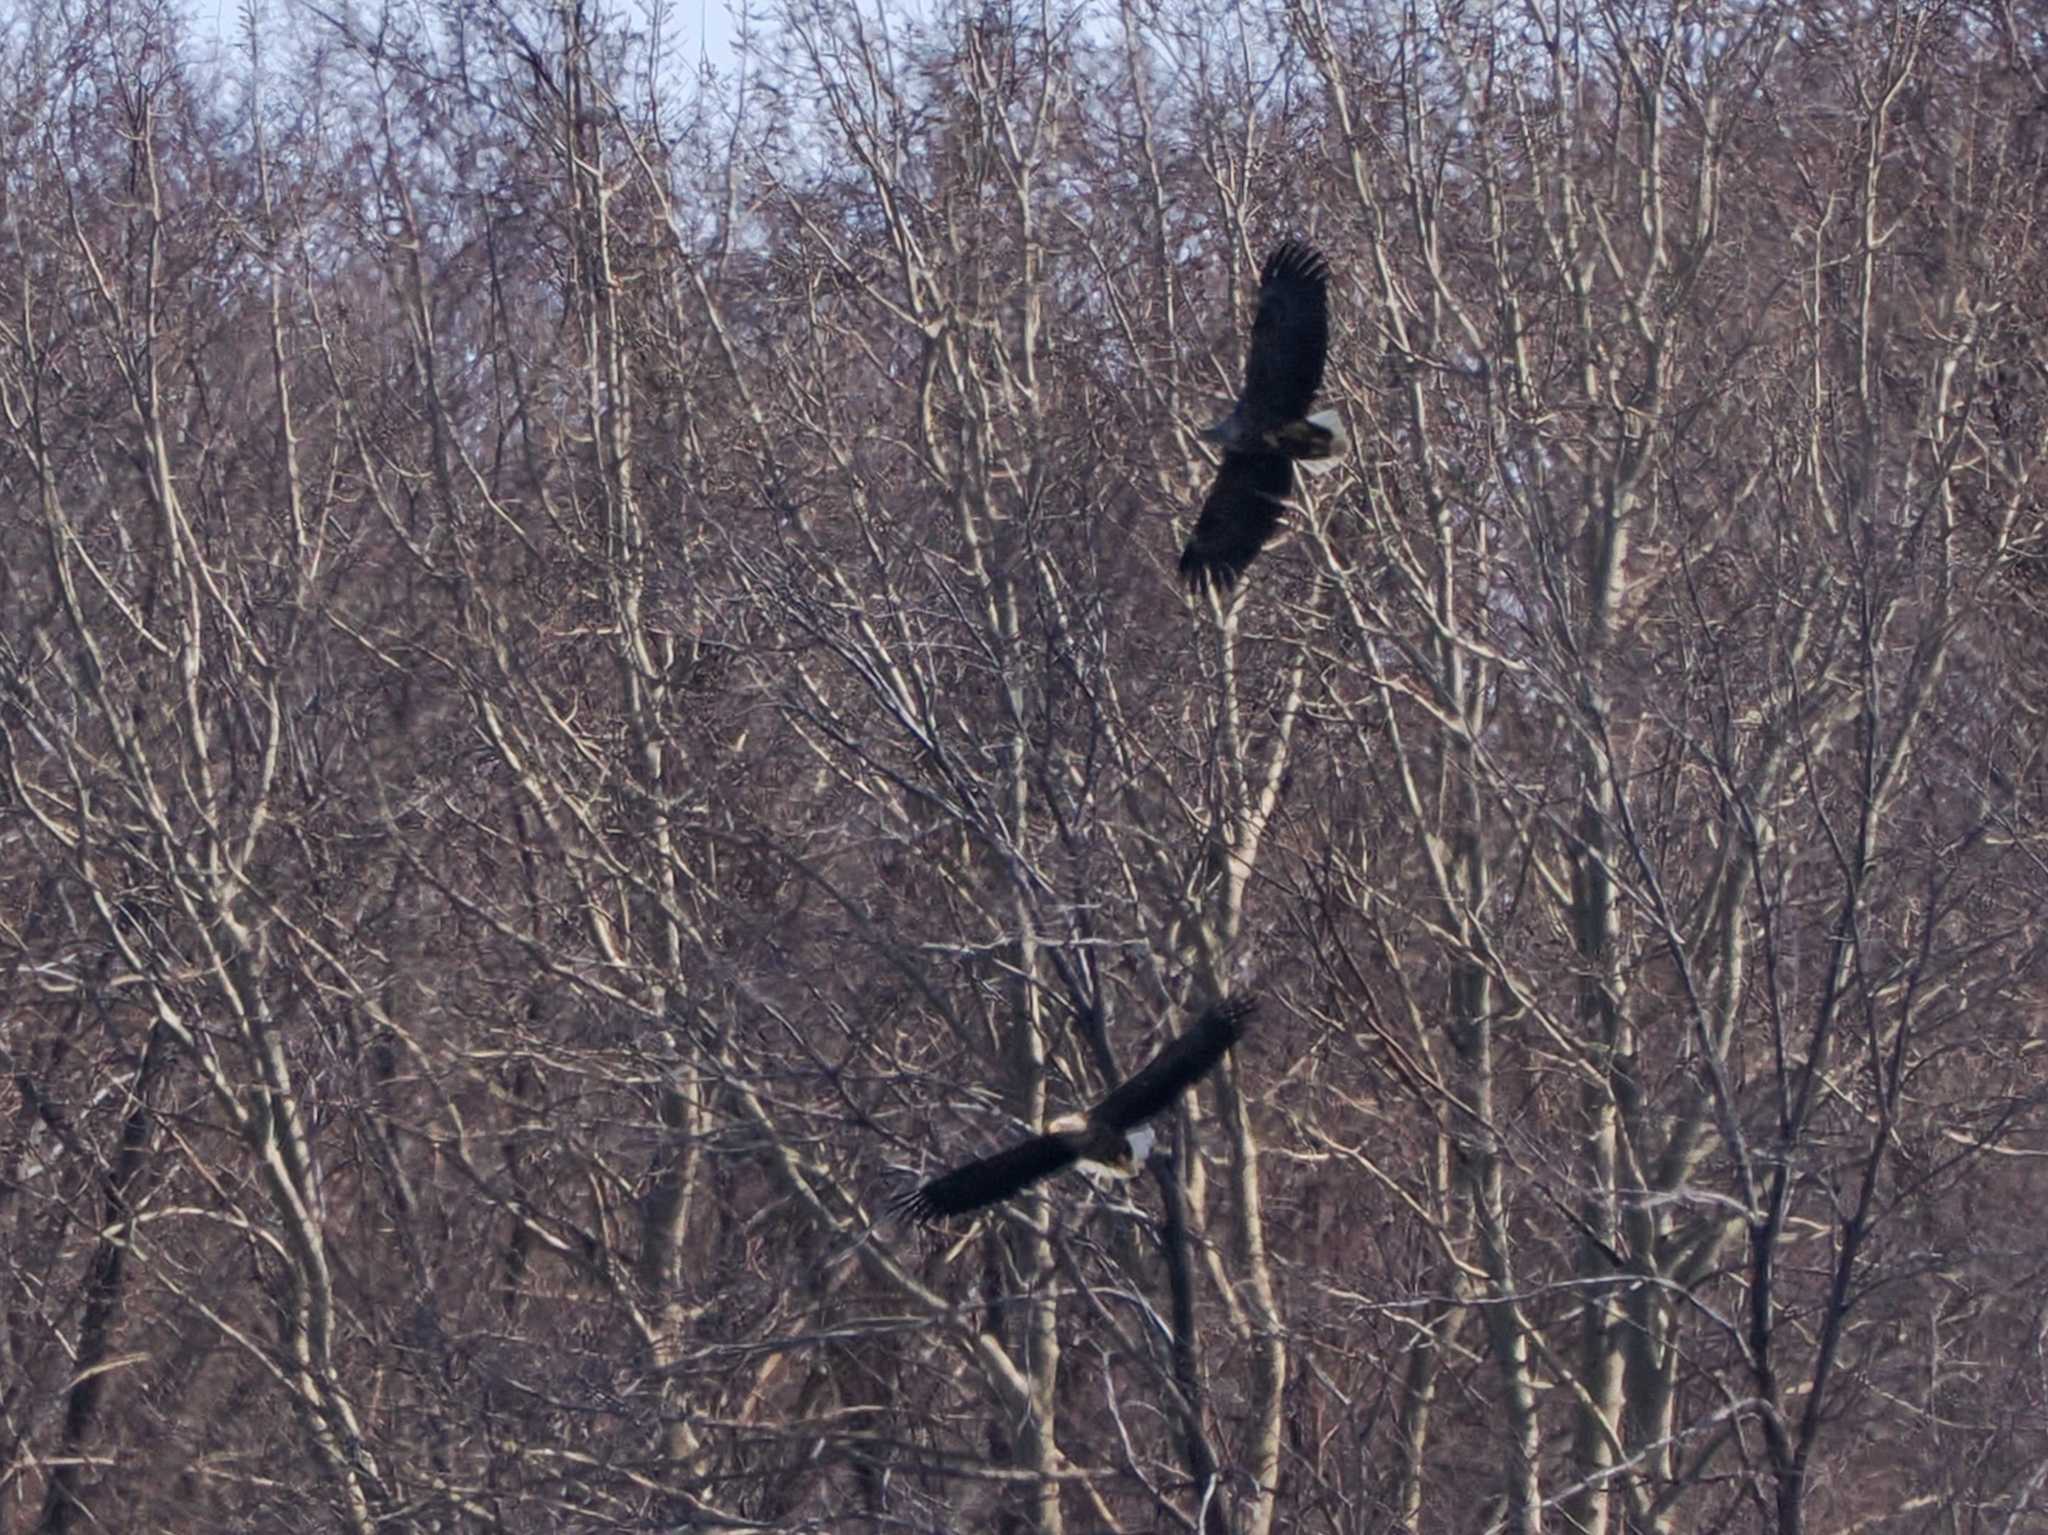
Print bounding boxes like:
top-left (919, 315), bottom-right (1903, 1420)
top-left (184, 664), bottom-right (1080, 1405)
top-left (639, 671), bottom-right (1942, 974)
top-left (1180, 240), bottom-right (1347, 592)
top-left (894, 998), bottom-right (1255, 1223)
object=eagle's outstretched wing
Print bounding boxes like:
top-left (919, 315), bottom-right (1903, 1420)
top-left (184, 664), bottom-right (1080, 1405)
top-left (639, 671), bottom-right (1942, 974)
top-left (894, 1132), bottom-right (1080, 1223)
top-left (1241, 240), bottom-right (1330, 427)
top-left (1090, 998), bottom-right (1255, 1134)
top-left (1180, 451), bottom-right (1292, 593)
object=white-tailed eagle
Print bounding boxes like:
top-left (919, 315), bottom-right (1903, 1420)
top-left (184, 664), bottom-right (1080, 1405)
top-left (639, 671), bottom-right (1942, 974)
top-left (1180, 240), bottom-right (1347, 592)
top-left (894, 998), bottom-right (1255, 1223)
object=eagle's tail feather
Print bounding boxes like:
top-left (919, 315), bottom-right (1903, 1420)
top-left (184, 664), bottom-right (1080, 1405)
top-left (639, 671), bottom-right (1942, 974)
top-left (1297, 409), bottom-right (1350, 476)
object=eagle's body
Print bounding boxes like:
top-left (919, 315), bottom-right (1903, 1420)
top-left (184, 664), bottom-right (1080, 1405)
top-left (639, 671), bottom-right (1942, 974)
top-left (1181, 241), bottom-right (1346, 593)
top-left (894, 999), bottom-right (1253, 1223)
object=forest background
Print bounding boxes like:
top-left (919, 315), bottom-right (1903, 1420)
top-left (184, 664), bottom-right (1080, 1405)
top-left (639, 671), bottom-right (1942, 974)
top-left (3, 0), bottom-right (2048, 1531)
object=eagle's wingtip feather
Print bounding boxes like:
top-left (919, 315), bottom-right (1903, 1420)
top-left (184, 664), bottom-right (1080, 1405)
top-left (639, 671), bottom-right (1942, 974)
top-left (1263, 238), bottom-right (1330, 289)
top-left (1180, 555), bottom-right (1235, 595)
top-left (1209, 995), bottom-right (1257, 1044)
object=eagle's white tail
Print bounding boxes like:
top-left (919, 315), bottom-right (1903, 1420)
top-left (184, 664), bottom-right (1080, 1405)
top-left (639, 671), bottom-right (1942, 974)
top-left (1298, 409), bottom-right (1349, 476)
top-left (1125, 1124), bottom-right (1157, 1167)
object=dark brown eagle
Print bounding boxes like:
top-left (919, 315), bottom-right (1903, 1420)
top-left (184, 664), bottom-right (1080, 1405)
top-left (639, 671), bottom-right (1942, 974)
top-left (1180, 240), bottom-right (1347, 593)
top-left (894, 998), bottom-right (1255, 1223)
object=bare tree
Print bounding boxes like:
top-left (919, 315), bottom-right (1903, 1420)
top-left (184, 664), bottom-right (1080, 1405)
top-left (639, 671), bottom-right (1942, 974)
top-left (2, 0), bottom-right (2044, 1531)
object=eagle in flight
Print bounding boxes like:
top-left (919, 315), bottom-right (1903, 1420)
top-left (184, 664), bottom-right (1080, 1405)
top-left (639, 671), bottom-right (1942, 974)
top-left (1180, 240), bottom-right (1347, 592)
top-left (894, 998), bottom-right (1255, 1223)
